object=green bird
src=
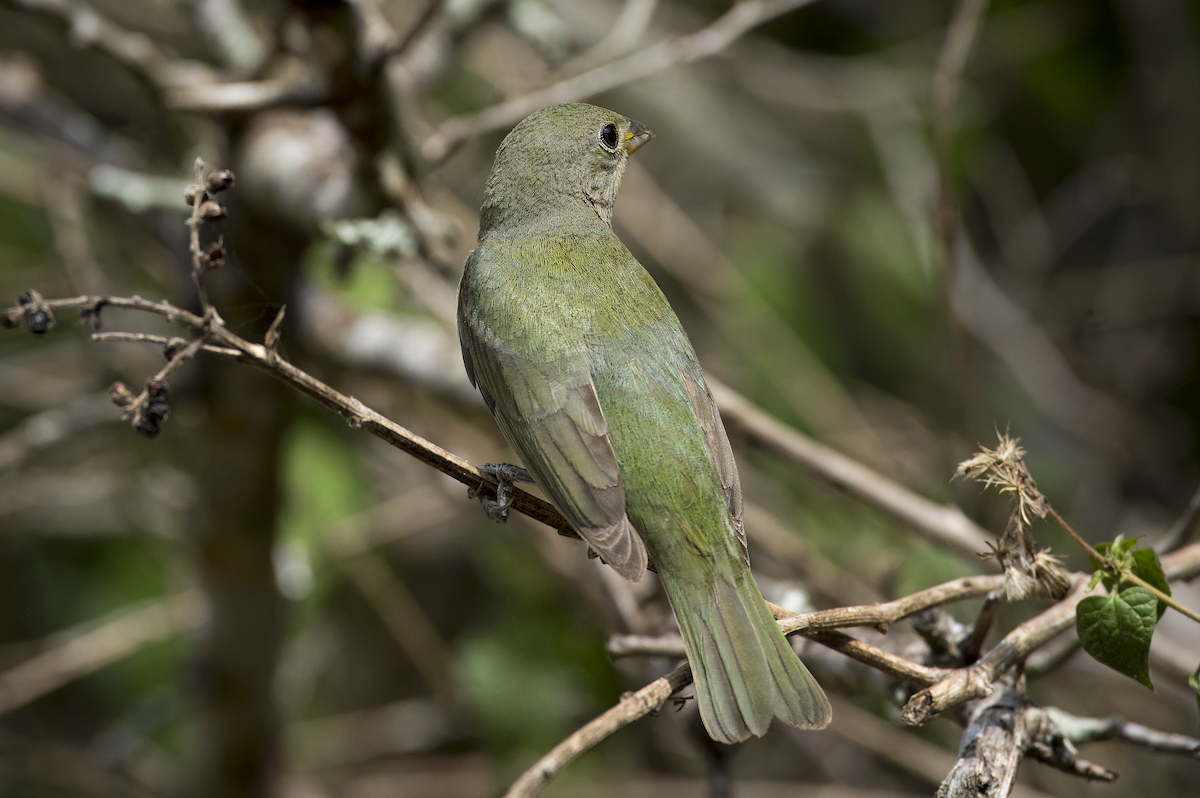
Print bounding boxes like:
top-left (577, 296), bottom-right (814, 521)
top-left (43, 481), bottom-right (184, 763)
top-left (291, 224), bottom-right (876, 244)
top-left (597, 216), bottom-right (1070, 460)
top-left (456, 103), bottom-right (831, 743)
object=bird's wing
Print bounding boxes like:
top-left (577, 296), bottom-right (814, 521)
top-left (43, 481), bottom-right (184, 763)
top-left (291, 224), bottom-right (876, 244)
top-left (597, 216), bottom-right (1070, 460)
top-left (459, 296), bottom-right (647, 582)
top-left (677, 363), bottom-right (747, 562)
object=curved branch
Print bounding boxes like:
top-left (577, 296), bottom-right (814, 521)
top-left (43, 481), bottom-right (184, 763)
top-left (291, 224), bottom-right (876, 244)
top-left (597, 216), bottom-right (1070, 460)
top-left (502, 663), bottom-right (693, 798)
top-left (708, 377), bottom-right (997, 558)
top-left (420, 0), bottom-right (819, 161)
top-left (903, 541), bottom-right (1200, 725)
top-left (11, 293), bottom-right (579, 540)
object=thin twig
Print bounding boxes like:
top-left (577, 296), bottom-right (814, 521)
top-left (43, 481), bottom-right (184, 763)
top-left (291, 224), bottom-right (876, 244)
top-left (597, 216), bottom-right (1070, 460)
top-left (609, 574), bottom-right (1004, 660)
top-left (10, 0), bottom-right (177, 90)
top-left (708, 377), bottom-right (997, 559)
top-left (903, 577), bottom-right (1088, 725)
top-left (904, 542), bottom-right (1200, 724)
top-left (17, 293), bottom-right (580, 538)
top-left (1045, 707), bottom-right (1200, 756)
top-left (331, 551), bottom-right (457, 702)
top-left (1046, 507), bottom-right (1104, 563)
top-left (778, 575), bottom-right (1004, 633)
top-left (0, 394), bottom-right (116, 471)
top-left (502, 664), bottom-right (693, 798)
top-left (931, 0), bottom-right (991, 189)
top-left (420, 0), bottom-right (819, 161)
top-left (1157, 482), bottom-right (1200, 553)
top-left (0, 591), bottom-right (206, 719)
top-left (92, 331), bottom-right (243, 359)
top-left (1049, 507), bottom-right (1200, 624)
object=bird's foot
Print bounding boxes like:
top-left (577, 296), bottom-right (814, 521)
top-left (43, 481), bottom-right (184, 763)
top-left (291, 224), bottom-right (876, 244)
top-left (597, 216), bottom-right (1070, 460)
top-left (468, 462), bottom-right (534, 522)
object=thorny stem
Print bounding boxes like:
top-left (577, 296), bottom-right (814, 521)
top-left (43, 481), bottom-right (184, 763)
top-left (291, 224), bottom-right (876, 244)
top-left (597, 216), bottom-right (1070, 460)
top-left (1049, 507), bottom-right (1200, 625)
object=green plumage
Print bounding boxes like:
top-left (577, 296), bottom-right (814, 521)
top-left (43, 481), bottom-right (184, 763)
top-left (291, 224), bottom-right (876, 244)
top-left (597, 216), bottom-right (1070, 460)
top-left (457, 103), bottom-right (831, 743)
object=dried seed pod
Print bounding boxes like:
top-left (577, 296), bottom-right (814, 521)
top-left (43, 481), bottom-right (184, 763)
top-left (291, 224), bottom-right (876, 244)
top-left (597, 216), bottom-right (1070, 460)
top-left (1, 309), bottom-right (19, 329)
top-left (198, 200), bottom-right (227, 221)
top-left (109, 382), bottom-right (134, 407)
top-left (203, 241), bottom-right (226, 267)
top-left (135, 415), bottom-right (161, 438)
top-left (16, 291), bottom-right (34, 307)
top-left (185, 184), bottom-right (205, 206)
top-left (145, 400), bottom-right (169, 421)
top-left (206, 169), bottom-right (236, 193)
top-left (27, 309), bottom-right (52, 335)
top-left (146, 378), bottom-right (170, 402)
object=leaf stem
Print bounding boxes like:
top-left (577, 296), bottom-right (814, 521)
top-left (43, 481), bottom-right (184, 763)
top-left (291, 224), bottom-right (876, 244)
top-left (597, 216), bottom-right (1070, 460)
top-left (1049, 507), bottom-right (1200, 624)
top-left (1121, 571), bottom-right (1200, 624)
top-left (1047, 507), bottom-right (1105, 563)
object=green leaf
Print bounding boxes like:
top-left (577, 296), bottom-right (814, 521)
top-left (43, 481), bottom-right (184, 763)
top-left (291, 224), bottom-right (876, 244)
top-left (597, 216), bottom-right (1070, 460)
top-left (1129, 548), bottom-right (1172, 620)
top-left (1190, 663), bottom-right (1200, 722)
top-left (1077, 586), bottom-right (1157, 690)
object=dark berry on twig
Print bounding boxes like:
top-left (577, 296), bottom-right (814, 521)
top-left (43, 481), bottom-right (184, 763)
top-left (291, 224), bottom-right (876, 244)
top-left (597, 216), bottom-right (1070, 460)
top-left (206, 170), bottom-right (236, 193)
top-left (146, 379), bottom-right (170, 402)
top-left (28, 309), bottom-right (52, 335)
top-left (135, 415), bottom-right (161, 438)
top-left (17, 292), bottom-right (34, 307)
top-left (185, 185), bottom-right (205, 206)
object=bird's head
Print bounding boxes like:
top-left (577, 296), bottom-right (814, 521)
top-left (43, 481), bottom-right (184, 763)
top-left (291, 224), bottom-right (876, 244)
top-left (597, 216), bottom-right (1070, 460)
top-left (479, 103), bottom-right (653, 237)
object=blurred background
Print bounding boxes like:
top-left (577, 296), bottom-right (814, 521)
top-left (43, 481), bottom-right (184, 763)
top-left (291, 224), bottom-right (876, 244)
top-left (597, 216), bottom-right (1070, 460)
top-left (0, 0), bottom-right (1198, 796)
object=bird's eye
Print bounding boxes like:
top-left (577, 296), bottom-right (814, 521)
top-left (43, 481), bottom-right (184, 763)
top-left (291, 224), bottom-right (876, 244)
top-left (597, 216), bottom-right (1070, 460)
top-left (599, 123), bottom-right (619, 150)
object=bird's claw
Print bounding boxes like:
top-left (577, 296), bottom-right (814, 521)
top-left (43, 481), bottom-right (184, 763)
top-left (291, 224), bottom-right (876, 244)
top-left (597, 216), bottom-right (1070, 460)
top-left (468, 462), bottom-right (533, 522)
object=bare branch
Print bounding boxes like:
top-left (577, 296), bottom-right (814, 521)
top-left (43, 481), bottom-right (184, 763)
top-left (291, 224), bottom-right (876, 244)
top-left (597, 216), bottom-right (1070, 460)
top-left (1158, 481), bottom-right (1200, 553)
top-left (1045, 706), bottom-right (1200, 757)
top-left (7, 292), bottom-right (579, 540)
top-left (164, 63), bottom-right (327, 112)
top-left (329, 551), bottom-right (456, 701)
top-left (905, 541), bottom-right (1200, 724)
top-left (938, 681), bottom-right (1118, 797)
top-left (10, 0), bottom-right (177, 89)
top-left (0, 393), bottom-right (115, 471)
top-left (194, 0), bottom-right (269, 76)
top-left (903, 577), bottom-right (1087, 725)
top-left (346, 0), bottom-right (401, 67)
top-left (949, 233), bottom-right (1135, 449)
top-left (932, 0), bottom-right (991, 187)
top-left (708, 376), bottom-right (997, 559)
top-left (421, 0), bottom-right (819, 161)
top-left (781, 575), bottom-right (1005, 633)
top-left (610, 573), bottom-right (1003, 658)
top-left (502, 664), bottom-right (693, 798)
top-left (0, 591), bottom-right (206, 719)
top-left (0, 730), bottom-right (165, 798)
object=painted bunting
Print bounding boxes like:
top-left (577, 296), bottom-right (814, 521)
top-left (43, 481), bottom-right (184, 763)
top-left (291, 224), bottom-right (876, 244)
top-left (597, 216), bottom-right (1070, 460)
top-left (457, 103), bottom-right (831, 743)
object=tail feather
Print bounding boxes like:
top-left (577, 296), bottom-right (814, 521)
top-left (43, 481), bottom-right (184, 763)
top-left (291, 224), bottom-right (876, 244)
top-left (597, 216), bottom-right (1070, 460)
top-left (667, 570), bottom-right (831, 744)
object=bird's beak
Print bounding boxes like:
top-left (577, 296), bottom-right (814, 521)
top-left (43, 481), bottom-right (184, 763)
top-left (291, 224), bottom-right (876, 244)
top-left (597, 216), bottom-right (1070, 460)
top-left (623, 117), bottom-right (654, 154)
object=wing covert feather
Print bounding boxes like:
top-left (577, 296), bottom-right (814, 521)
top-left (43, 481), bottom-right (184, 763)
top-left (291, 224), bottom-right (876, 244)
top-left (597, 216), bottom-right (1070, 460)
top-left (458, 289), bottom-right (647, 581)
top-left (678, 364), bottom-right (747, 561)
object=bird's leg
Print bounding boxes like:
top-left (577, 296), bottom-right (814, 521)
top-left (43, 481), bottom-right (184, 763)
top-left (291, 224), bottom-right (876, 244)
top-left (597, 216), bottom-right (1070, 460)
top-left (468, 462), bottom-right (534, 522)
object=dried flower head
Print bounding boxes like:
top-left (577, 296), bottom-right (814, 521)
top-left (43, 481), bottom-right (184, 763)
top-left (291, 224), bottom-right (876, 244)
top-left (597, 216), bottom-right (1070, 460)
top-left (956, 433), bottom-right (1048, 525)
top-left (960, 433), bottom-right (1070, 600)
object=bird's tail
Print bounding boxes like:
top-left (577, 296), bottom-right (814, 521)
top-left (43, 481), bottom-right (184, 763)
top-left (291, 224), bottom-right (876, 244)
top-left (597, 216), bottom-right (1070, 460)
top-left (664, 569), bottom-right (831, 744)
